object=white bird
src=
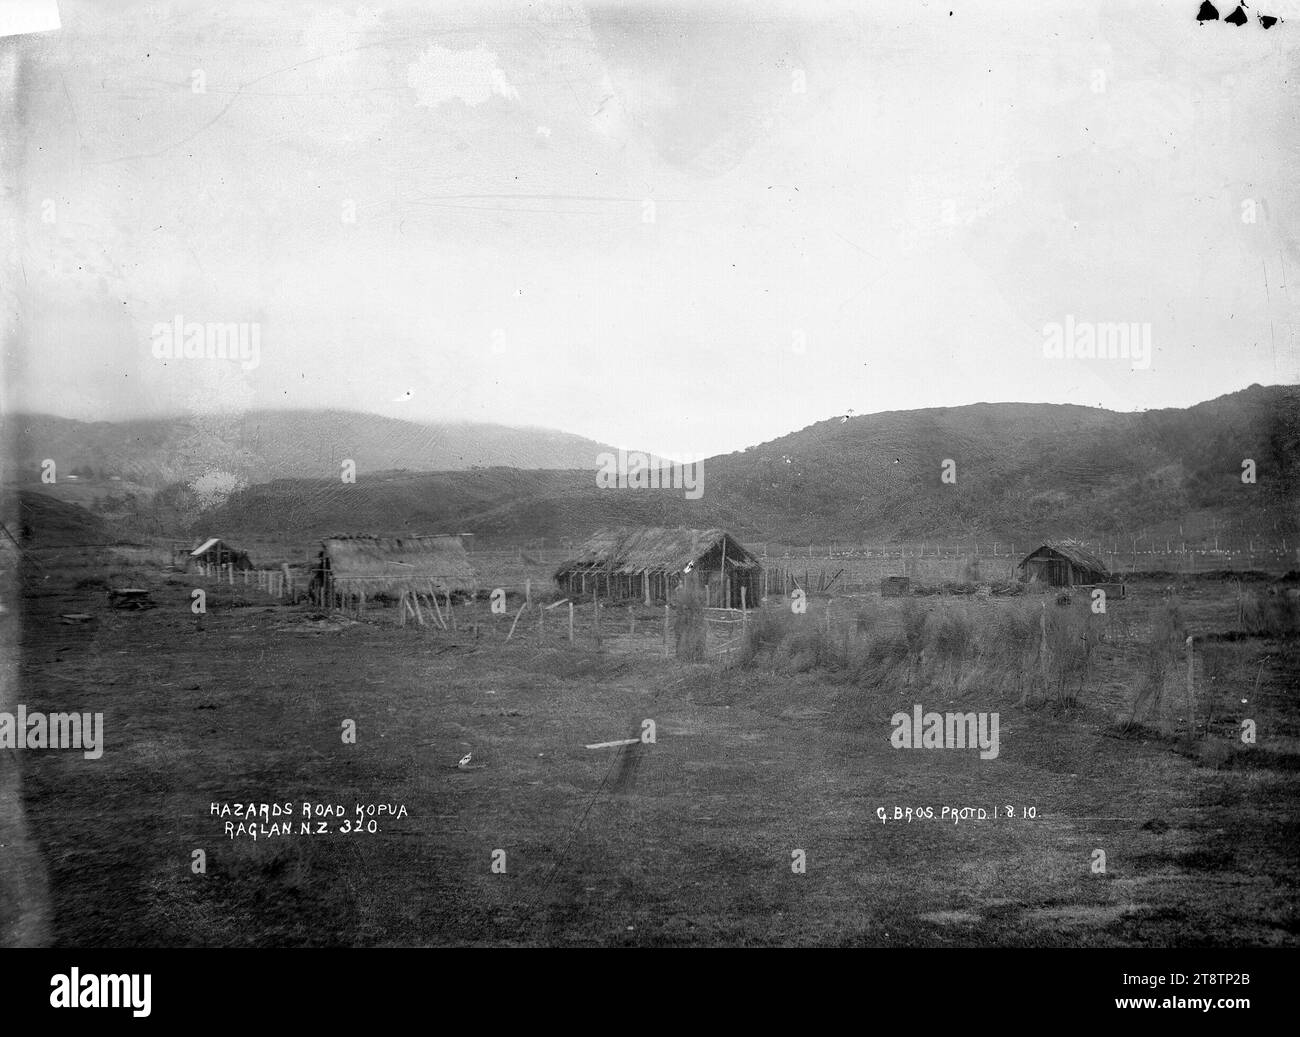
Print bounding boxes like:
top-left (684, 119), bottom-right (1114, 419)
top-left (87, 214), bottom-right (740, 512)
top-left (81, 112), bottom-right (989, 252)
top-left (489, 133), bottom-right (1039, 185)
top-left (457, 752), bottom-right (473, 769)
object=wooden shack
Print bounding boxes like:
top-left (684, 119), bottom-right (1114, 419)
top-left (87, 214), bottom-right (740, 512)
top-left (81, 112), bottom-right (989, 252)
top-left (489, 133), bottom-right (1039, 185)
top-left (555, 527), bottom-right (763, 608)
top-left (1018, 541), bottom-right (1110, 588)
top-left (313, 534), bottom-right (477, 608)
top-left (188, 537), bottom-right (252, 572)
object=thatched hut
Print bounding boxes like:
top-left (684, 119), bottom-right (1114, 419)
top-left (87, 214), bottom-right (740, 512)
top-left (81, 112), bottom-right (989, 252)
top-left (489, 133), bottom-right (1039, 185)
top-left (313, 534), bottom-right (476, 606)
top-left (1018, 541), bottom-right (1110, 588)
top-left (555, 527), bottom-right (763, 608)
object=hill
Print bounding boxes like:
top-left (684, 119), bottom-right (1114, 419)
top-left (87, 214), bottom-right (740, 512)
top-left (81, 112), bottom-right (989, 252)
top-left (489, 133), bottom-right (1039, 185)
top-left (194, 385), bottom-right (1299, 545)
top-left (1, 409), bottom-right (631, 490)
top-left (9, 492), bottom-right (112, 546)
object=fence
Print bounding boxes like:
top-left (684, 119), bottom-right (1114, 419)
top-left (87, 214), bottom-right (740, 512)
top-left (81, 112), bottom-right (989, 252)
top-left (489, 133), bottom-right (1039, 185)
top-left (194, 561), bottom-right (296, 602)
top-left (380, 591), bottom-right (686, 658)
top-left (189, 536), bottom-right (1294, 612)
top-left (462, 538), bottom-right (1296, 604)
top-left (757, 538), bottom-right (1295, 590)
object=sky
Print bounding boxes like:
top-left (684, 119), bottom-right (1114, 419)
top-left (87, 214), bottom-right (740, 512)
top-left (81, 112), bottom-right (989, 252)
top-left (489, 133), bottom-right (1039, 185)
top-left (2, 0), bottom-right (1298, 460)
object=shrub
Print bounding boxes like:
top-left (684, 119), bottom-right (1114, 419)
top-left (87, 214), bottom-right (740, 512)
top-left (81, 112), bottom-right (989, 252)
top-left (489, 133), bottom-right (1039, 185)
top-left (931, 603), bottom-right (975, 692)
top-left (989, 602), bottom-right (1039, 701)
top-left (671, 577), bottom-right (707, 662)
top-left (1126, 599), bottom-right (1187, 729)
top-left (1240, 591), bottom-right (1300, 637)
top-left (1042, 604), bottom-right (1102, 706)
top-left (737, 606), bottom-right (791, 669)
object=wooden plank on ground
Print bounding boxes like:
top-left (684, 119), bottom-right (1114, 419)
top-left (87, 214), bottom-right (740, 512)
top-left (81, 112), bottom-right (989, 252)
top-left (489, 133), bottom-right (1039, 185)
top-left (584, 738), bottom-right (639, 750)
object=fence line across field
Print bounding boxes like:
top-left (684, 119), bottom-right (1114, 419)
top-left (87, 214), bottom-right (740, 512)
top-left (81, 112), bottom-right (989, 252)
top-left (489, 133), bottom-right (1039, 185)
top-left (194, 553), bottom-right (1294, 605)
top-left (190, 533), bottom-right (1295, 615)
top-left (465, 538), bottom-right (1294, 577)
top-left (194, 561), bottom-right (300, 602)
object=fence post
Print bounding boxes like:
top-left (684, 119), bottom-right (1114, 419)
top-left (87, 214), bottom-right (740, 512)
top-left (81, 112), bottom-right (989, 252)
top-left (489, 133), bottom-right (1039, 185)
top-left (568, 601), bottom-right (574, 643)
top-left (1037, 602), bottom-right (1048, 702)
top-left (1186, 635), bottom-right (1195, 737)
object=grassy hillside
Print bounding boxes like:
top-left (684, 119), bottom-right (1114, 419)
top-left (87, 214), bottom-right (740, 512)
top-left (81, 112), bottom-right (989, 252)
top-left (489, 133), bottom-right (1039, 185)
top-left (193, 385), bottom-right (1298, 545)
top-left (9, 492), bottom-right (112, 546)
top-left (711, 385), bottom-right (1299, 541)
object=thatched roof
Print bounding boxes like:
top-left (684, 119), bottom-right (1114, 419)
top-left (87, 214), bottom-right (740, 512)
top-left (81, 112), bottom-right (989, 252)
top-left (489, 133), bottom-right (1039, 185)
top-left (555, 527), bottom-right (762, 577)
top-left (1019, 540), bottom-right (1110, 576)
top-left (320, 534), bottom-right (476, 595)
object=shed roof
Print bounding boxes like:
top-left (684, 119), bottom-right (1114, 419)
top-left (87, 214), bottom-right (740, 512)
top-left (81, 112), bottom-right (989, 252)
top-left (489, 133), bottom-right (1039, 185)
top-left (556, 527), bottom-right (762, 577)
top-left (1019, 540), bottom-right (1110, 575)
top-left (320, 534), bottom-right (476, 594)
top-left (190, 537), bottom-right (223, 556)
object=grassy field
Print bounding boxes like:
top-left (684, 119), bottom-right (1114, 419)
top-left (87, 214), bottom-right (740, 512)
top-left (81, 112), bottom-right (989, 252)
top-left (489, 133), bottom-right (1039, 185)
top-left (2, 552), bottom-right (1297, 947)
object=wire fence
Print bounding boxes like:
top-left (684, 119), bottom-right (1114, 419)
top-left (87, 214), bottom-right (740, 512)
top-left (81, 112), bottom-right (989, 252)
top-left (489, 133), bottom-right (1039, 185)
top-left (193, 561), bottom-right (296, 601)
top-left (461, 537), bottom-right (1297, 599)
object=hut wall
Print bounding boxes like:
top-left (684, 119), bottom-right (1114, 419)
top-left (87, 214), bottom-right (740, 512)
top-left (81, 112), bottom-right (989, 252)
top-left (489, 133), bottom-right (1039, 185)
top-left (1023, 556), bottom-right (1069, 586)
top-left (555, 564), bottom-right (759, 607)
top-left (1022, 554), bottom-right (1107, 588)
top-left (191, 543), bottom-right (252, 571)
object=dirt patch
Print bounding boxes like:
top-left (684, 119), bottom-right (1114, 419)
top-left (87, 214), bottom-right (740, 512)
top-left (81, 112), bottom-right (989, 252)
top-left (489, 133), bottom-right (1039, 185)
top-left (1023, 904), bottom-right (1149, 927)
top-left (919, 909), bottom-right (982, 925)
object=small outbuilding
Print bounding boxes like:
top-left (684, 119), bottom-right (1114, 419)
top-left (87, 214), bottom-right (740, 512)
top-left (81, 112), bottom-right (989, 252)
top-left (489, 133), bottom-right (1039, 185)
top-left (1018, 541), bottom-right (1110, 588)
top-left (312, 534), bottom-right (477, 606)
top-left (188, 537), bottom-right (252, 572)
top-left (555, 527), bottom-right (763, 608)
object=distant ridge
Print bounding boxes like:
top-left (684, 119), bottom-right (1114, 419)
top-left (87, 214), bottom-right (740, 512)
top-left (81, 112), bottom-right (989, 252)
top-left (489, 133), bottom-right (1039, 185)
top-left (2, 409), bottom-right (637, 487)
top-left (190, 384), bottom-right (1299, 544)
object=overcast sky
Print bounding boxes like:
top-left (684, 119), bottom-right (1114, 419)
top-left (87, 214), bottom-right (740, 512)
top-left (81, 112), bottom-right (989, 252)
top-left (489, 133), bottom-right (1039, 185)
top-left (3, 0), bottom-right (1298, 459)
